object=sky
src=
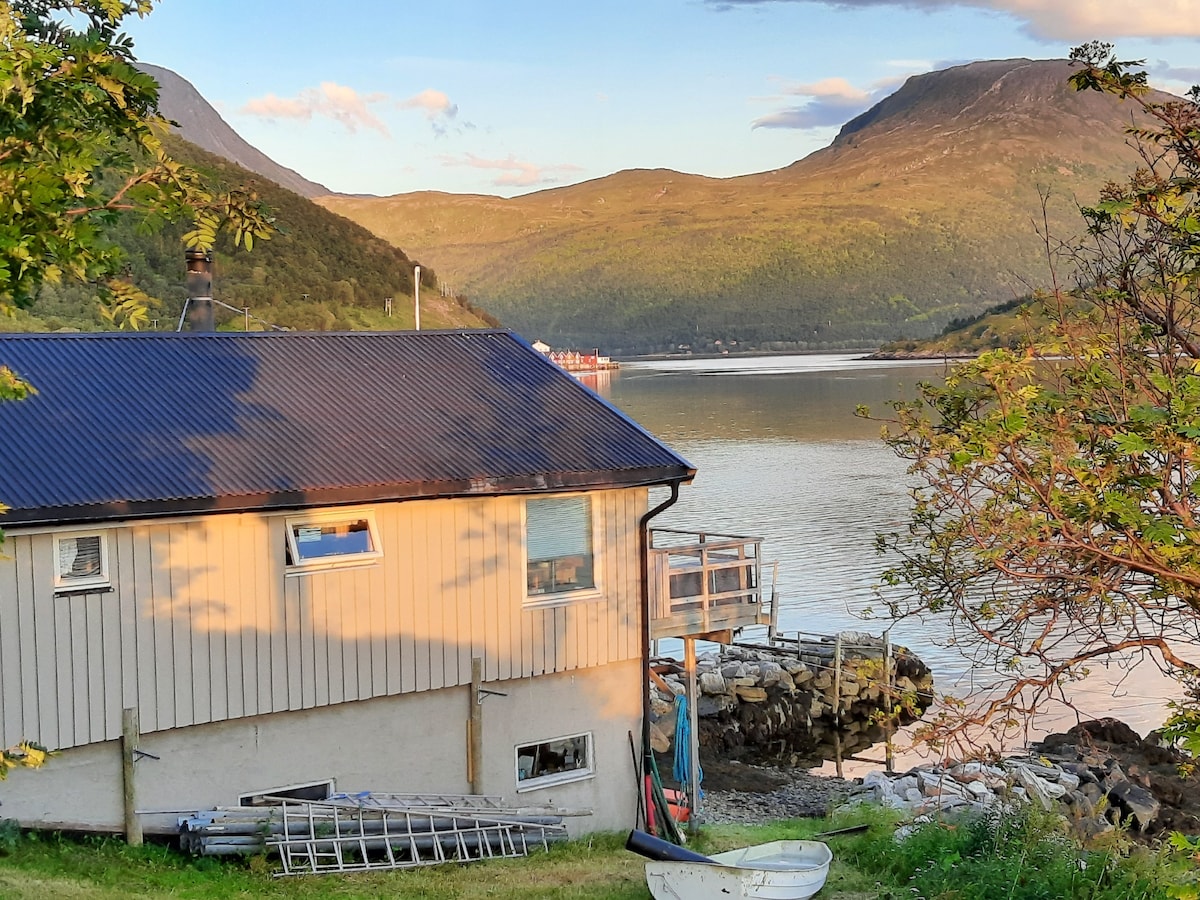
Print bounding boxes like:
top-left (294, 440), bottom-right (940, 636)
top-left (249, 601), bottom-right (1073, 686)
top-left (124, 0), bottom-right (1200, 198)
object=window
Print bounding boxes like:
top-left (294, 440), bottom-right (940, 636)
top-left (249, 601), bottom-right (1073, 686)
top-left (515, 733), bottom-right (593, 791)
top-left (54, 532), bottom-right (110, 592)
top-left (284, 510), bottom-right (382, 570)
top-left (239, 779), bottom-right (334, 807)
top-left (526, 496), bottom-right (595, 597)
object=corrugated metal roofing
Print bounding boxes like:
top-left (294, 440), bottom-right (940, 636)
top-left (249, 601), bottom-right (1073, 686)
top-left (0, 331), bottom-right (694, 526)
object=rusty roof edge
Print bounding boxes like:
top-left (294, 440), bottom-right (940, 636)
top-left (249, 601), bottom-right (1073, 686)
top-left (0, 465), bottom-right (696, 529)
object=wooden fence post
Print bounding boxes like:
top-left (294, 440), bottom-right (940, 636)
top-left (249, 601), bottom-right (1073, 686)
top-left (121, 708), bottom-right (142, 847)
top-left (469, 658), bottom-right (483, 794)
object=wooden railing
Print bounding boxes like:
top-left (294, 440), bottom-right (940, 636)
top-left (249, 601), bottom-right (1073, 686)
top-left (648, 528), bottom-right (775, 641)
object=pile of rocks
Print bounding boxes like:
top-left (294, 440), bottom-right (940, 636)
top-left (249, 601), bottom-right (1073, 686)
top-left (650, 635), bottom-right (934, 766)
top-left (846, 720), bottom-right (1194, 840)
top-left (849, 757), bottom-right (1149, 840)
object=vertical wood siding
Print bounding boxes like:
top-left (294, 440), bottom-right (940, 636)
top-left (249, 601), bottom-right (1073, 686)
top-left (0, 489), bottom-right (647, 750)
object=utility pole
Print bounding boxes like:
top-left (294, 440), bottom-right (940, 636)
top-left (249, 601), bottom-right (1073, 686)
top-left (413, 265), bottom-right (421, 331)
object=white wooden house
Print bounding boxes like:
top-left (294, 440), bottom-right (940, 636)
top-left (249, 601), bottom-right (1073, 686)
top-left (0, 330), bottom-right (702, 835)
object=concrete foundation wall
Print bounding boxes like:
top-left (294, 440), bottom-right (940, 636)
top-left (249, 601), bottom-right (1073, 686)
top-left (0, 659), bottom-right (640, 838)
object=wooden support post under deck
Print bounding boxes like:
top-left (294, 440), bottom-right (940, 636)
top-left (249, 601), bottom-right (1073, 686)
top-left (121, 708), bottom-right (142, 847)
top-left (883, 630), bottom-right (895, 775)
top-left (684, 637), bottom-right (701, 833)
top-left (832, 633), bottom-right (843, 729)
top-left (767, 561), bottom-right (780, 644)
top-left (468, 658), bottom-right (483, 794)
top-left (833, 635), bottom-right (844, 780)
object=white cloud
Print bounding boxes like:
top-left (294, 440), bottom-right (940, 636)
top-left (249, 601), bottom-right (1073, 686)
top-left (708, 0), bottom-right (1200, 40)
top-left (398, 89), bottom-right (459, 120)
top-left (753, 70), bottom-right (922, 130)
top-left (780, 77), bottom-right (870, 102)
top-left (240, 83), bottom-right (390, 136)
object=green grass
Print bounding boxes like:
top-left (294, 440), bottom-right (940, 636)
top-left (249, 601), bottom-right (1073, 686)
top-left (0, 820), bottom-right (886, 900)
top-left (835, 805), bottom-right (1187, 900)
top-left (0, 808), bottom-right (1189, 900)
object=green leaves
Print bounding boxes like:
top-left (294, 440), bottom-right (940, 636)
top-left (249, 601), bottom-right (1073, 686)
top-left (877, 45), bottom-right (1200, 750)
top-left (0, 1), bottom-right (273, 314)
top-left (1111, 431), bottom-right (1150, 454)
top-left (0, 365), bottom-right (33, 401)
top-left (97, 278), bottom-right (157, 330)
top-left (0, 740), bottom-right (50, 780)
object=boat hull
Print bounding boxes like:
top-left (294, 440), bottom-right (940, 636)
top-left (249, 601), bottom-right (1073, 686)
top-left (645, 839), bottom-right (832, 900)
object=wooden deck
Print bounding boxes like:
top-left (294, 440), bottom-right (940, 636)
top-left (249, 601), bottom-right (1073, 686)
top-left (648, 528), bottom-right (774, 642)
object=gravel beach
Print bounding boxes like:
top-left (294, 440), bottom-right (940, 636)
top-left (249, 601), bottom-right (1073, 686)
top-left (691, 759), bottom-right (852, 824)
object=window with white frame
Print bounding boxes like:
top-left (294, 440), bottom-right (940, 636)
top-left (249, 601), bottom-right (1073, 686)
top-left (525, 496), bottom-right (595, 597)
top-left (239, 778), bottom-right (334, 807)
top-left (54, 532), bottom-right (110, 592)
top-left (515, 732), bottom-right (593, 790)
top-left (284, 510), bottom-right (382, 570)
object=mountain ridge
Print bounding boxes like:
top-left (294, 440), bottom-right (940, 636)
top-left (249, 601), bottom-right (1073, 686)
top-left (313, 57), bottom-right (1165, 352)
top-left (139, 58), bottom-right (1169, 352)
top-left (140, 63), bottom-right (331, 199)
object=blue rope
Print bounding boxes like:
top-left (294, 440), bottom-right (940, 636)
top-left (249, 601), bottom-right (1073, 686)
top-left (672, 694), bottom-right (703, 797)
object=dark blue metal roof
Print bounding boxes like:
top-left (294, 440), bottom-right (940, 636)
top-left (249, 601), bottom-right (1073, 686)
top-left (0, 331), bottom-right (694, 526)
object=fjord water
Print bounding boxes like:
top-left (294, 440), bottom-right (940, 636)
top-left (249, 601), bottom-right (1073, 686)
top-left (599, 354), bottom-right (1176, 740)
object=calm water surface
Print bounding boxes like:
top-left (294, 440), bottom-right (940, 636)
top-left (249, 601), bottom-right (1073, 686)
top-left (595, 353), bottom-right (1176, 742)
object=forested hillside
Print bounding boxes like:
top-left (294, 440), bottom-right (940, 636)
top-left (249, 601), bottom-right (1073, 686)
top-left (11, 138), bottom-right (495, 333)
top-left (321, 58), bottom-right (1165, 354)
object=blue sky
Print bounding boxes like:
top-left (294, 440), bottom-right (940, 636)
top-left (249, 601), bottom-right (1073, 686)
top-left (125, 0), bottom-right (1200, 198)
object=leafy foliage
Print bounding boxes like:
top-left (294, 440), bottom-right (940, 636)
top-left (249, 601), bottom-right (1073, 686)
top-left (0, 741), bottom-right (49, 780)
top-left (9, 137), bottom-right (499, 333)
top-left (0, 0), bottom-right (273, 323)
top-left (870, 44), bottom-right (1200, 750)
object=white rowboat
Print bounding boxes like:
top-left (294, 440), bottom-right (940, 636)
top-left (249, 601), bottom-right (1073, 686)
top-left (645, 839), bottom-right (833, 900)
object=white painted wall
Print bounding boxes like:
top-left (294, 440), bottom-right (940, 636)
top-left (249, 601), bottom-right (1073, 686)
top-left (0, 659), bottom-right (641, 837)
top-left (0, 489), bottom-right (647, 752)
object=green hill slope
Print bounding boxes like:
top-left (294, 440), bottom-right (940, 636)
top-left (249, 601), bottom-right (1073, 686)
top-left (319, 58), bottom-right (1161, 354)
top-left (14, 139), bottom-right (495, 333)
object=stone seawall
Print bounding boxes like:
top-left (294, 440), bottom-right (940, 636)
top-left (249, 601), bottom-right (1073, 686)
top-left (650, 633), bottom-right (934, 766)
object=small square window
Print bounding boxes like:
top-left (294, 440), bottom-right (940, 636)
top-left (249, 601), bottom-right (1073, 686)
top-left (239, 779), bottom-right (334, 807)
top-left (54, 532), bottom-right (110, 592)
top-left (515, 733), bottom-right (593, 791)
top-left (526, 496), bottom-right (595, 597)
top-left (284, 510), bottom-right (382, 570)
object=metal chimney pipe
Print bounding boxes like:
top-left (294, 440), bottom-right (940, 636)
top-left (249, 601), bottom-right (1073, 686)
top-left (185, 249), bottom-right (214, 332)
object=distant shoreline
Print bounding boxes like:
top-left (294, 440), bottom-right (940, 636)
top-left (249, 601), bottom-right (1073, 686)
top-left (618, 347), bottom-right (882, 362)
top-left (862, 349), bottom-right (980, 361)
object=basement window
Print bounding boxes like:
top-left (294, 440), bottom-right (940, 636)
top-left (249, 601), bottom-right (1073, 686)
top-left (525, 496), bottom-right (596, 599)
top-left (238, 779), bottom-right (335, 807)
top-left (515, 732), bottom-right (593, 791)
top-left (53, 531), bottom-right (110, 593)
top-left (284, 510), bottom-right (382, 571)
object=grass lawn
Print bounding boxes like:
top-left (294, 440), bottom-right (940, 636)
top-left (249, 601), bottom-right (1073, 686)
top-left (0, 818), bottom-right (888, 900)
top-left (0, 806), bottom-right (1186, 899)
